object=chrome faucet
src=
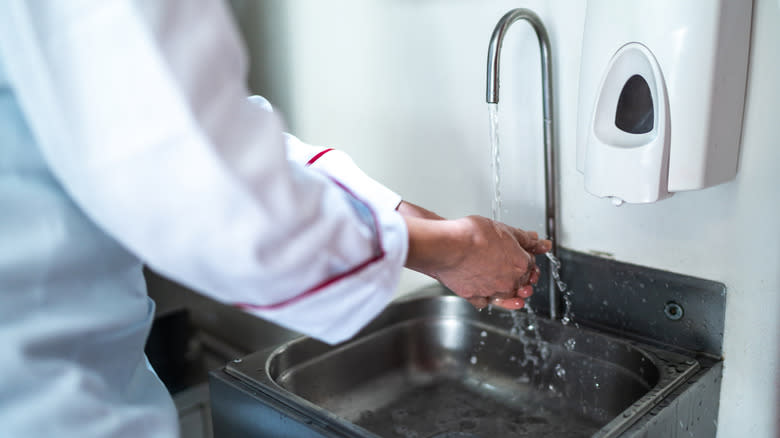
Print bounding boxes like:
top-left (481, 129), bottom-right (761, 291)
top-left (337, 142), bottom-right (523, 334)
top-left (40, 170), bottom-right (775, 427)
top-left (486, 9), bottom-right (559, 319)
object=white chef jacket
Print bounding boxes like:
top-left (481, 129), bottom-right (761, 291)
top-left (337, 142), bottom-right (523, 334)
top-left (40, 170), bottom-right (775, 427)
top-left (0, 1), bottom-right (408, 436)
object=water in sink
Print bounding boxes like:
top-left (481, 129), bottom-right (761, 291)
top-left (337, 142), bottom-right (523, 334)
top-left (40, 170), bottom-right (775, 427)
top-left (352, 371), bottom-right (601, 438)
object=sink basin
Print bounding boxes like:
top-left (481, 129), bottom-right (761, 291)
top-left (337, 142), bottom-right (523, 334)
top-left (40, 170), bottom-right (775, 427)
top-left (222, 286), bottom-right (699, 437)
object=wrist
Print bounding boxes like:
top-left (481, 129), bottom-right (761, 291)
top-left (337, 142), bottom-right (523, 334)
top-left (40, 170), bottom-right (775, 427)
top-left (397, 201), bottom-right (446, 220)
top-left (403, 216), bottom-right (469, 277)
top-left (437, 217), bottom-right (472, 270)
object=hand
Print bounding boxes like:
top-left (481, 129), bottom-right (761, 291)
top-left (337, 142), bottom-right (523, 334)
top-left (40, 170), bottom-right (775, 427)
top-left (477, 227), bottom-right (550, 309)
top-left (402, 212), bottom-right (551, 311)
top-left (438, 216), bottom-right (547, 310)
top-left (478, 223), bottom-right (551, 309)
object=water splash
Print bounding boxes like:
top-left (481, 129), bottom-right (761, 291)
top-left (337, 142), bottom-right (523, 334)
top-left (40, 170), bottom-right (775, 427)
top-left (507, 307), bottom-right (553, 368)
top-left (546, 252), bottom-right (576, 325)
top-left (554, 363), bottom-right (566, 380)
top-left (488, 103), bottom-right (502, 222)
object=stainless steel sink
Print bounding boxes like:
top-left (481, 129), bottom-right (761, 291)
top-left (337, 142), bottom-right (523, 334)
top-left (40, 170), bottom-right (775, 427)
top-left (222, 286), bottom-right (699, 437)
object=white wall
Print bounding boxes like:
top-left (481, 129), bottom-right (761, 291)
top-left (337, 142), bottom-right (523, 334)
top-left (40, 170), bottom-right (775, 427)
top-left (232, 1), bottom-right (779, 436)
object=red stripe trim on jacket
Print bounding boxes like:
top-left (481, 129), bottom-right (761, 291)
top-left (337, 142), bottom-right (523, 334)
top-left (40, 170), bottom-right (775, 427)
top-left (234, 176), bottom-right (386, 311)
top-left (305, 148), bottom-right (334, 166)
top-left (235, 252), bottom-right (385, 311)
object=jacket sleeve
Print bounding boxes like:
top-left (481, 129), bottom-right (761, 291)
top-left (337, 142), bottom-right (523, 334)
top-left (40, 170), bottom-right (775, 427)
top-left (0, 0), bottom-right (408, 344)
top-left (248, 95), bottom-right (403, 213)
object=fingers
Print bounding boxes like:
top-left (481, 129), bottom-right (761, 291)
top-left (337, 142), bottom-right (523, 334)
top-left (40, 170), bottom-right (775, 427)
top-left (525, 237), bottom-right (552, 255)
top-left (511, 228), bottom-right (552, 255)
top-left (488, 285), bottom-right (532, 309)
top-left (467, 297), bottom-right (489, 309)
top-left (511, 229), bottom-right (536, 248)
top-left (515, 249), bottom-right (535, 286)
top-left (517, 284), bottom-right (534, 299)
top-left (468, 284), bottom-right (534, 311)
top-left (468, 296), bottom-right (525, 311)
top-left (529, 265), bottom-right (540, 285)
top-left (533, 239), bottom-right (553, 254)
top-left (490, 296), bottom-right (525, 310)
top-left (489, 253), bottom-right (538, 300)
top-left (472, 252), bottom-right (534, 298)
top-left (491, 290), bottom-right (517, 300)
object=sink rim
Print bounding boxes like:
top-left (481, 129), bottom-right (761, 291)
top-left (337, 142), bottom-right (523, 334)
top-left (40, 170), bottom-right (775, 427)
top-left (226, 289), bottom-right (699, 438)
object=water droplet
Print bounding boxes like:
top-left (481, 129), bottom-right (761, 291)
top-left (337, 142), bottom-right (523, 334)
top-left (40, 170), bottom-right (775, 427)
top-left (546, 252), bottom-right (576, 325)
top-left (480, 330), bottom-right (488, 338)
top-left (554, 363), bottom-right (566, 379)
top-left (564, 338), bottom-right (576, 351)
top-left (517, 375), bottom-right (531, 384)
top-left (540, 344), bottom-right (552, 361)
top-left (611, 197), bottom-right (624, 206)
top-left (470, 355), bottom-right (478, 365)
top-left (232, 358), bottom-right (242, 363)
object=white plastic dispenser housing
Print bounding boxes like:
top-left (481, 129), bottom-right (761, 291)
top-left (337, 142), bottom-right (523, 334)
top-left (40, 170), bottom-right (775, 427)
top-left (576, 0), bottom-right (753, 204)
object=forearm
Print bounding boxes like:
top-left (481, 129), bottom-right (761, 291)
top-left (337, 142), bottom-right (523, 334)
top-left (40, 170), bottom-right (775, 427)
top-left (399, 201), bottom-right (454, 278)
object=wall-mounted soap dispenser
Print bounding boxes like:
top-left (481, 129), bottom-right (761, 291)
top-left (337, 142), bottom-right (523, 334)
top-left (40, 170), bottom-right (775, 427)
top-left (576, 0), bottom-right (753, 204)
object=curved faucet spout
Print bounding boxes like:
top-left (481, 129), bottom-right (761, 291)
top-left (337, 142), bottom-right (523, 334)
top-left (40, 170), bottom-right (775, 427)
top-left (485, 9), bottom-right (559, 319)
top-left (486, 9), bottom-right (552, 105)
